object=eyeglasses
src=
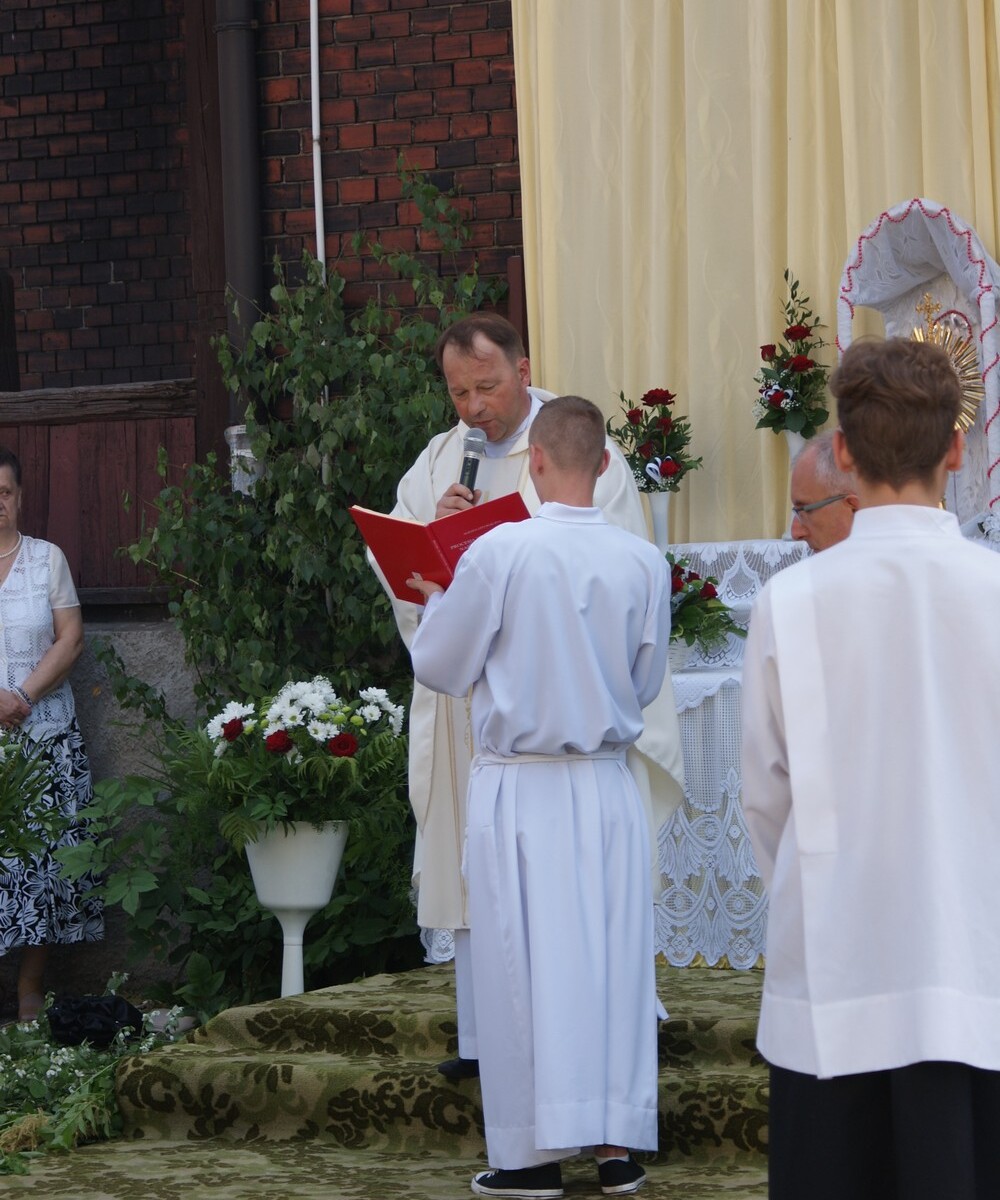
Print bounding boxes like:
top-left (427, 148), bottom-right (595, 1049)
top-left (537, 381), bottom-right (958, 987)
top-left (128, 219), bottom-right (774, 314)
top-left (790, 493), bottom-right (849, 518)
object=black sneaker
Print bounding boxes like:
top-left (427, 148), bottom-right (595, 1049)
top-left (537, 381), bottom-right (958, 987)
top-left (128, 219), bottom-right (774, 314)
top-left (596, 1154), bottom-right (646, 1195)
top-left (437, 1056), bottom-right (480, 1080)
top-left (471, 1163), bottom-right (564, 1198)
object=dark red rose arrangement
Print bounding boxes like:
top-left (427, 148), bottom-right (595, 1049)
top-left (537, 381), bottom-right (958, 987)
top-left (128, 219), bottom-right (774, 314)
top-left (753, 270), bottom-right (830, 439)
top-left (203, 676), bottom-right (407, 847)
top-left (667, 553), bottom-right (746, 652)
top-left (606, 387), bottom-right (702, 493)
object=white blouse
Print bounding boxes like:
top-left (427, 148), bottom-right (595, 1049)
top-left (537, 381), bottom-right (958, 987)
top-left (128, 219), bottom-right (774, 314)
top-left (0, 535), bottom-right (79, 740)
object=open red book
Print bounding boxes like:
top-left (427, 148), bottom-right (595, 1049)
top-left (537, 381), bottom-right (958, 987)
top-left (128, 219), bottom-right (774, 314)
top-left (351, 491), bottom-right (531, 603)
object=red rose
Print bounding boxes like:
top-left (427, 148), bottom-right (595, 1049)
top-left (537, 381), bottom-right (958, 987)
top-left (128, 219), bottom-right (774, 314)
top-left (640, 388), bottom-right (676, 408)
top-left (265, 729), bottom-right (294, 754)
top-left (662, 459), bottom-right (681, 476)
top-left (789, 354), bottom-right (814, 372)
top-left (626, 408), bottom-right (643, 425)
top-left (637, 441), bottom-right (655, 459)
top-left (760, 344), bottom-right (777, 361)
top-left (700, 581), bottom-right (718, 600)
top-left (656, 415), bottom-right (673, 433)
top-left (328, 732), bottom-right (359, 758)
top-left (686, 570), bottom-right (701, 582)
top-left (222, 718), bottom-right (244, 742)
top-left (767, 390), bottom-right (786, 408)
top-left (784, 323), bottom-right (811, 342)
top-left (671, 573), bottom-right (685, 594)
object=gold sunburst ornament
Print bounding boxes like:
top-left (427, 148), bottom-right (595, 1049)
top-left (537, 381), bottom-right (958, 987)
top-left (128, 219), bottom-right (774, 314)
top-left (910, 293), bottom-right (984, 432)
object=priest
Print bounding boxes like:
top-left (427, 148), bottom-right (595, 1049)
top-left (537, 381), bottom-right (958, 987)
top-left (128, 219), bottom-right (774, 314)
top-left (371, 313), bottom-right (684, 1080)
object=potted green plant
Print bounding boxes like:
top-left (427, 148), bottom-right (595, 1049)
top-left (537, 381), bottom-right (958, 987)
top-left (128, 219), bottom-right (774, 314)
top-left (667, 553), bottom-right (746, 668)
top-left (199, 676), bottom-right (408, 997)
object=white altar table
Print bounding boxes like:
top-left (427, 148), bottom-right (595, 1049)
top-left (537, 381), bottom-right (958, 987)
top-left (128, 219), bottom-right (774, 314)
top-left (656, 539), bottom-right (808, 968)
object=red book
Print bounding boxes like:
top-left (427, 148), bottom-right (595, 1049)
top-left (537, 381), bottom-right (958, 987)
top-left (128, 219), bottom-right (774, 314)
top-left (351, 491), bottom-right (531, 603)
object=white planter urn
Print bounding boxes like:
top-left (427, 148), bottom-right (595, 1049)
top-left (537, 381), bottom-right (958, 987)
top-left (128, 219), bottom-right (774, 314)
top-left (645, 489), bottom-right (672, 555)
top-left (782, 428), bottom-right (807, 464)
top-left (245, 820), bottom-right (348, 998)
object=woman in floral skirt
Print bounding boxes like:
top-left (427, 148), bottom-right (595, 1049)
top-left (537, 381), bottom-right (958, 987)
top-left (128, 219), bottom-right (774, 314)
top-left (0, 447), bottom-right (102, 1021)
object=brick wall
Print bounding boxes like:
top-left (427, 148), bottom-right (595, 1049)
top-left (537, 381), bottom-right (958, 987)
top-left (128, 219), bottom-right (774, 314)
top-left (0, 0), bottom-right (523, 390)
top-left (257, 0), bottom-right (521, 306)
top-left (0, 0), bottom-right (194, 391)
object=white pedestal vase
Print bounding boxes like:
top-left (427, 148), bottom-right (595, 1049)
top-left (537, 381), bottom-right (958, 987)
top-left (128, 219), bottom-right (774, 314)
top-left (782, 430), bottom-right (807, 538)
top-left (245, 820), bottom-right (348, 998)
top-left (782, 429), bottom-right (806, 465)
top-left (646, 489), bottom-right (672, 555)
top-left (668, 640), bottom-right (694, 674)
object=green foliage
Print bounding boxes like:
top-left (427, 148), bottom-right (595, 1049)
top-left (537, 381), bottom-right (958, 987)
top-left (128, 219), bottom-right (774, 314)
top-left (77, 167), bottom-right (504, 1013)
top-left (128, 162), bottom-right (505, 705)
top-left (0, 985), bottom-right (188, 1176)
top-left (58, 649), bottom-right (423, 1018)
top-left (667, 553), bottom-right (747, 652)
top-left (0, 732), bottom-right (68, 862)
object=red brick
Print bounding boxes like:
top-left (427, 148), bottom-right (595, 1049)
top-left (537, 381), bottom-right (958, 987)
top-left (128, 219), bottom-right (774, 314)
top-left (338, 176), bottom-right (377, 205)
top-left (357, 41), bottom-right (396, 68)
top-left (451, 113), bottom-right (488, 139)
top-left (471, 30), bottom-right (510, 57)
top-left (412, 116), bottom-right (450, 143)
top-left (433, 33), bottom-right (471, 60)
top-left (490, 109), bottom-right (518, 137)
top-left (375, 120), bottom-right (412, 145)
top-left (371, 12), bottom-right (410, 37)
top-left (261, 77), bottom-right (301, 104)
top-left (339, 123), bottom-right (375, 150)
top-left (394, 35), bottom-right (434, 64)
top-left (435, 88), bottom-right (472, 115)
top-left (395, 90), bottom-right (434, 118)
top-left (410, 10), bottom-right (450, 35)
top-left (474, 192), bottom-right (512, 220)
top-left (334, 16), bottom-right (373, 42)
top-left (340, 71), bottom-right (377, 97)
top-left (473, 84), bottom-right (512, 110)
top-left (453, 59), bottom-right (490, 86)
top-left (475, 137), bottom-right (513, 164)
top-left (413, 63), bottom-right (453, 89)
top-left (452, 4), bottom-right (490, 32)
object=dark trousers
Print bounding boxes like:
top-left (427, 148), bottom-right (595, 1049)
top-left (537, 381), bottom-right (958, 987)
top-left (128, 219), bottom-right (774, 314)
top-left (769, 1060), bottom-right (1000, 1200)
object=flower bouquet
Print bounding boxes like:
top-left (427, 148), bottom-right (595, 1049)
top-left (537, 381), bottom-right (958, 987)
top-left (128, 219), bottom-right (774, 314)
top-left (606, 387), bottom-right (702, 493)
top-left (668, 553), bottom-right (746, 652)
top-left (201, 676), bottom-right (408, 849)
top-left (753, 270), bottom-right (830, 439)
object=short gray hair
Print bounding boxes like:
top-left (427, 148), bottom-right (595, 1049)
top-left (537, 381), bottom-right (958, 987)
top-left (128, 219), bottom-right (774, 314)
top-left (795, 431), bottom-right (855, 493)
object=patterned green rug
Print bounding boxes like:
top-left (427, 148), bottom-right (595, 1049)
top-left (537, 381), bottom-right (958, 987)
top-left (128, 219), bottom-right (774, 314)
top-left (5, 963), bottom-right (768, 1198)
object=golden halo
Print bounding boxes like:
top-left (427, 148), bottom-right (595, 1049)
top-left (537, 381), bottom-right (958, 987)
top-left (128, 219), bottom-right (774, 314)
top-left (910, 299), bottom-right (984, 433)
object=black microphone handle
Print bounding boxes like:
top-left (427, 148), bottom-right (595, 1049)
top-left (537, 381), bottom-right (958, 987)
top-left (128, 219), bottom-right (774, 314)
top-left (458, 454), bottom-right (480, 493)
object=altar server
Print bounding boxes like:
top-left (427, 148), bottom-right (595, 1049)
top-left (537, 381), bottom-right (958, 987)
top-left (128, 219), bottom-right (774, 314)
top-left (373, 313), bottom-right (683, 1081)
top-left (742, 337), bottom-right (1000, 1200)
top-left (408, 396), bottom-right (667, 1198)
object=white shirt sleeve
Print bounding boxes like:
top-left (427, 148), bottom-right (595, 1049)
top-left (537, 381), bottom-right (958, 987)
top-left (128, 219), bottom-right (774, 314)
top-left (48, 543), bottom-right (80, 610)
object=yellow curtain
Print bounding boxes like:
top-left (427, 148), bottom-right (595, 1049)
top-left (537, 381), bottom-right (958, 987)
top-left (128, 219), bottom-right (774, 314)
top-left (511, 0), bottom-right (1000, 540)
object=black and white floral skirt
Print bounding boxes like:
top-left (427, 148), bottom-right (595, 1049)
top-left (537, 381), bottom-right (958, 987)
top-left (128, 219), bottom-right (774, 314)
top-left (0, 719), bottom-right (104, 954)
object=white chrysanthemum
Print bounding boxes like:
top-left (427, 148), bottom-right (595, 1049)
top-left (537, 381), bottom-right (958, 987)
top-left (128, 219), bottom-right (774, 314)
top-left (360, 703), bottom-right (382, 724)
top-left (307, 719), bottom-right (340, 743)
top-left (360, 686), bottom-right (388, 704)
top-left (205, 701), bottom-right (256, 740)
top-left (387, 707), bottom-right (404, 736)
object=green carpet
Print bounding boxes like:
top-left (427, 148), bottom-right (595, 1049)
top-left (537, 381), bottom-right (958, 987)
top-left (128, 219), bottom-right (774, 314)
top-left (4, 963), bottom-right (769, 1198)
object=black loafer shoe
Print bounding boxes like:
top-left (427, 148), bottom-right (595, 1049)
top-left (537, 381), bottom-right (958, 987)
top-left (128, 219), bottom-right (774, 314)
top-left (437, 1055), bottom-right (480, 1080)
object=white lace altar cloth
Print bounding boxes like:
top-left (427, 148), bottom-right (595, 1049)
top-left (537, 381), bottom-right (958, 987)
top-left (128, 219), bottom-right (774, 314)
top-left (422, 538), bottom-right (809, 970)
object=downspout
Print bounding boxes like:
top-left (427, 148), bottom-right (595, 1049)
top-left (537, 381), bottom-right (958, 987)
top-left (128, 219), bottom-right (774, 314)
top-left (310, 0), bottom-right (327, 279)
top-left (216, 0), bottom-right (265, 427)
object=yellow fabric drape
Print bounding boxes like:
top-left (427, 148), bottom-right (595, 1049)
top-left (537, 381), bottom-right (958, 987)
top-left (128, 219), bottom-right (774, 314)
top-left (511, 0), bottom-right (1000, 540)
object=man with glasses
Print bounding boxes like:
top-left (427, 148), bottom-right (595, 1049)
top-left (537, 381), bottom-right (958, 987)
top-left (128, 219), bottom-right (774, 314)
top-left (789, 431), bottom-right (859, 551)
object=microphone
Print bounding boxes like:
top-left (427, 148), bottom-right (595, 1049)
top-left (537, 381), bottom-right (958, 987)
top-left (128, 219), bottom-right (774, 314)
top-left (458, 428), bottom-right (487, 493)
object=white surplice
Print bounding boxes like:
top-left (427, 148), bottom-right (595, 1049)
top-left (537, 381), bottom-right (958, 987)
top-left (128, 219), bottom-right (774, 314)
top-left (411, 503), bottom-right (669, 1166)
top-left (741, 505), bottom-right (1000, 1080)
top-left (376, 389), bottom-right (684, 932)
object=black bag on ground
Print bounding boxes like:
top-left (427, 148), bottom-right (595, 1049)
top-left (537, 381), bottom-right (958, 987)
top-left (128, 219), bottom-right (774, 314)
top-left (46, 994), bottom-right (144, 1047)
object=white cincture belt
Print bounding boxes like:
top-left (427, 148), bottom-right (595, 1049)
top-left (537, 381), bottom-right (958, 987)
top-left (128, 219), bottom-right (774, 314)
top-left (474, 748), bottom-right (626, 767)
